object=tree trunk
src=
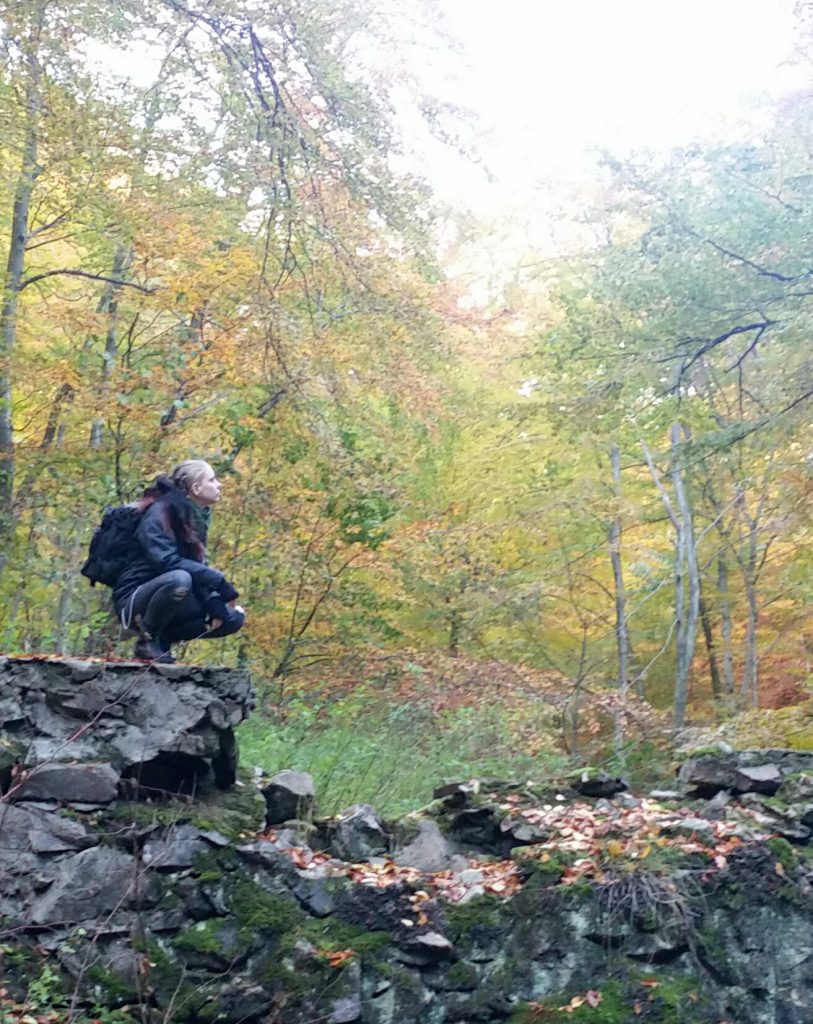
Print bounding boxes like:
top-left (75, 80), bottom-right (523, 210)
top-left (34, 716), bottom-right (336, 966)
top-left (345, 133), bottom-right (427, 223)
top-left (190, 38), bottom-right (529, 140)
top-left (89, 245), bottom-right (132, 449)
top-left (671, 422), bottom-right (699, 731)
top-left (448, 605), bottom-right (462, 657)
top-left (643, 423), bottom-right (699, 731)
top-left (41, 383), bottom-right (75, 450)
top-left (0, 42), bottom-right (41, 544)
top-left (698, 585), bottom-right (723, 708)
top-left (717, 554), bottom-right (736, 698)
top-left (741, 573), bottom-right (759, 708)
top-left (736, 485), bottom-right (772, 710)
top-left (54, 571), bottom-right (74, 656)
top-left (565, 625), bottom-right (589, 757)
top-left (609, 442), bottom-right (631, 757)
top-left (698, 588), bottom-right (722, 698)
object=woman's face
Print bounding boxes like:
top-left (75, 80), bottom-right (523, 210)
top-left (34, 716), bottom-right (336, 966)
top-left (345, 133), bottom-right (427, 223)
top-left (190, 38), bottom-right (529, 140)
top-left (190, 464), bottom-right (222, 507)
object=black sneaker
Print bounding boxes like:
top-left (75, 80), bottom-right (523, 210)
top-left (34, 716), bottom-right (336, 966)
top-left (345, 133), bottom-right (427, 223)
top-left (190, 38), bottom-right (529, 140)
top-left (133, 636), bottom-right (176, 664)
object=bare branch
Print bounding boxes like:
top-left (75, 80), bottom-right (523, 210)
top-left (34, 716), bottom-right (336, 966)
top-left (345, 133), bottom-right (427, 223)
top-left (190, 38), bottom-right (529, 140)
top-left (703, 237), bottom-right (805, 282)
top-left (20, 268), bottom-right (154, 293)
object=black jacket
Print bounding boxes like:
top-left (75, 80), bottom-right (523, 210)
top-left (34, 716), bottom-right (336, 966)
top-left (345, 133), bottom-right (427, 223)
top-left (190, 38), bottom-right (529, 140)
top-left (112, 484), bottom-right (224, 609)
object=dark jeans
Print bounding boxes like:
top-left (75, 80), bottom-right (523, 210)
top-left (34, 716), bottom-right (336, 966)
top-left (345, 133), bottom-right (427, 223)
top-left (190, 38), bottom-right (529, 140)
top-left (117, 570), bottom-right (244, 646)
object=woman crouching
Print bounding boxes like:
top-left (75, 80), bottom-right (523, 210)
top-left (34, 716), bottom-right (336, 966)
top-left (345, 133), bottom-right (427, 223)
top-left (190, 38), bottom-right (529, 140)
top-left (113, 460), bottom-right (244, 663)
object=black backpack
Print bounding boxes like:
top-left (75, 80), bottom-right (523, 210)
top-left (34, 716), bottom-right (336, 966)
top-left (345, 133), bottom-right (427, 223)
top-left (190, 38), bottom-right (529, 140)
top-left (81, 504), bottom-right (143, 587)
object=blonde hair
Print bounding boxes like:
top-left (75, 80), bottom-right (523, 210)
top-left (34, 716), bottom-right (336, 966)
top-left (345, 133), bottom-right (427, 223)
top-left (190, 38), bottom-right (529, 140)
top-left (171, 459), bottom-right (213, 495)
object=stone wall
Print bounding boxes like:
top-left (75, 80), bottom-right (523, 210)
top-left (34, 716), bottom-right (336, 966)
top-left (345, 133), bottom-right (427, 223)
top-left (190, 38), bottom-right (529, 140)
top-left (2, 659), bottom-right (813, 1024)
top-left (0, 654), bottom-right (254, 800)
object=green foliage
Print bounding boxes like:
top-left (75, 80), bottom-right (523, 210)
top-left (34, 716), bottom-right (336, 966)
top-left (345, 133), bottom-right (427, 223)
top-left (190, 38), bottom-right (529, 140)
top-left (510, 973), bottom-right (714, 1022)
top-left (3, 0), bottom-right (813, 761)
top-left (442, 893), bottom-right (504, 936)
top-left (765, 836), bottom-right (797, 872)
top-left (229, 879), bottom-right (301, 935)
top-left (0, 955), bottom-right (141, 1024)
top-left (240, 688), bottom-right (566, 816)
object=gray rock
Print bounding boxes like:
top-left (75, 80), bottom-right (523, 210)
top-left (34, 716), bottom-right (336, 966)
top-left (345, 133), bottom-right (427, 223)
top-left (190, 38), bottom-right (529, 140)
top-left (736, 794), bottom-right (812, 842)
top-left (456, 884), bottom-right (486, 904)
top-left (394, 819), bottom-right (460, 872)
top-left (262, 770), bottom-right (313, 823)
top-left (235, 839), bottom-right (300, 886)
top-left (267, 827), bottom-right (312, 851)
top-left (14, 762), bottom-right (119, 803)
top-left (64, 659), bottom-right (104, 683)
top-left (448, 805), bottom-right (500, 850)
top-left (276, 819), bottom-right (318, 846)
top-left (0, 803), bottom-right (91, 855)
top-left (0, 656), bottom-right (253, 798)
top-left (146, 909), bottom-right (188, 931)
top-left (142, 824), bottom-right (209, 870)
top-left (328, 960), bottom-right (362, 1023)
top-left (702, 790), bottom-right (731, 819)
top-left (649, 789), bottom-right (682, 801)
top-left (176, 919), bottom-right (253, 970)
top-left (570, 769), bottom-right (627, 798)
top-left (331, 804), bottom-right (388, 861)
top-left (662, 816), bottom-right (715, 840)
top-left (263, 770), bottom-right (315, 826)
top-left (29, 846), bottom-right (142, 925)
top-left (329, 995), bottom-right (361, 1023)
top-left (398, 931), bottom-right (454, 966)
top-left (293, 873), bottom-right (339, 917)
top-left (499, 816), bottom-right (548, 844)
top-left (777, 773), bottom-right (813, 803)
top-left (735, 763), bottom-right (782, 792)
top-left (679, 750), bottom-right (813, 797)
top-left (199, 828), bottom-right (232, 847)
top-left (433, 781), bottom-right (479, 808)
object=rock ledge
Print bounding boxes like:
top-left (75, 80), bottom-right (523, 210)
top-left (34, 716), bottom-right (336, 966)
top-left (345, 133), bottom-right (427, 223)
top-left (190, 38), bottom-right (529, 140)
top-left (0, 654), bottom-right (253, 802)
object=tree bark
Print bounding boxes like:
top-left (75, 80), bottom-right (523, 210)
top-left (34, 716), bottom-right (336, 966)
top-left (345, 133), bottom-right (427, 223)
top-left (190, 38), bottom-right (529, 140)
top-left (0, 40), bottom-right (41, 539)
top-left (742, 568), bottom-right (759, 708)
top-left (717, 555), bottom-right (735, 697)
top-left (643, 423), bottom-right (699, 731)
top-left (89, 245), bottom-right (132, 449)
top-left (609, 442), bottom-right (631, 757)
top-left (671, 422), bottom-right (700, 731)
top-left (734, 476), bottom-right (774, 709)
top-left (698, 584), bottom-right (723, 704)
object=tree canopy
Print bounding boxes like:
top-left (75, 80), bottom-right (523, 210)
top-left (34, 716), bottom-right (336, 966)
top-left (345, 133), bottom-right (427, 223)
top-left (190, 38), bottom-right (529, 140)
top-left (2, 0), bottom-right (813, 756)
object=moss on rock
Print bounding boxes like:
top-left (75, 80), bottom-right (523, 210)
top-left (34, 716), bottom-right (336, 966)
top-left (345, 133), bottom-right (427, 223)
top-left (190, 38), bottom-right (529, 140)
top-left (108, 767), bottom-right (265, 840)
top-left (509, 973), bottom-right (715, 1023)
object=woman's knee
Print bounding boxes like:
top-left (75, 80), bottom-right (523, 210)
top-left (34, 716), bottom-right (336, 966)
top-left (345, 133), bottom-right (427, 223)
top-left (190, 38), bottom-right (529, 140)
top-left (165, 569), bottom-right (192, 599)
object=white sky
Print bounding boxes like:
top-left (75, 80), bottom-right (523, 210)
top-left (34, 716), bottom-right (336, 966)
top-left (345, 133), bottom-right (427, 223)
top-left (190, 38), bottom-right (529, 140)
top-left (414, 0), bottom-right (801, 213)
top-left (86, 0), bottom-right (804, 252)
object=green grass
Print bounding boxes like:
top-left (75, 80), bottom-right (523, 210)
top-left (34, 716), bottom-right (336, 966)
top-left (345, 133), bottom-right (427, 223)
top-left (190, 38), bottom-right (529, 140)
top-left (238, 688), bottom-right (567, 817)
